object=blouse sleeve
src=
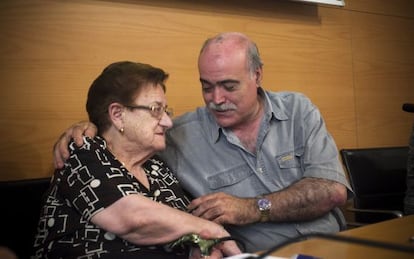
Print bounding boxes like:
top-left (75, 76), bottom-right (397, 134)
top-left (57, 136), bottom-right (140, 221)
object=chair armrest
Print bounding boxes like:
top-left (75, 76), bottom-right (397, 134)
top-left (345, 221), bottom-right (366, 228)
top-left (344, 207), bottom-right (404, 228)
top-left (346, 207), bottom-right (403, 218)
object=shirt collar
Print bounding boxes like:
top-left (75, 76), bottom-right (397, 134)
top-left (210, 112), bottom-right (222, 143)
top-left (260, 88), bottom-right (289, 121)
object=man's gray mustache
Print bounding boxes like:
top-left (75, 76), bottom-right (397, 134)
top-left (208, 102), bottom-right (237, 111)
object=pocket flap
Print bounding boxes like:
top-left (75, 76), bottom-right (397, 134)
top-left (207, 164), bottom-right (252, 190)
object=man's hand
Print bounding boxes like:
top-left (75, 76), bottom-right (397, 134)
top-left (187, 192), bottom-right (257, 225)
top-left (53, 121), bottom-right (97, 169)
top-left (188, 179), bottom-right (348, 226)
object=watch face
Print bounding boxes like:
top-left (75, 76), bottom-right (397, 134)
top-left (258, 198), bottom-right (271, 211)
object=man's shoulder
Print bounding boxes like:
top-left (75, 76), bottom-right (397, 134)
top-left (171, 110), bottom-right (198, 126)
top-left (266, 90), bottom-right (314, 111)
top-left (171, 107), bottom-right (210, 130)
top-left (267, 90), bottom-right (311, 103)
top-left (164, 107), bottom-right (214, 154)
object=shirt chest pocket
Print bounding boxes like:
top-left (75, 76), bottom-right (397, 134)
top-left (277, 152), bottom-right (301, 168)
top-left (207, 164), bottom-right (252, 190)
top-left (275, 149), bottom-right (304, 183)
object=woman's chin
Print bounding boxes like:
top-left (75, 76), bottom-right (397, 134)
top-left (153, 142), bottom-right (166, 152)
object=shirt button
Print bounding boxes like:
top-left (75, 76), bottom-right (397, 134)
top-left (154, 189), bottom-right (160, 197)
top-left (47, 218), bottom-right (55, 227)
top-left (104, 232), bottom-right (116, 240)
top-left (257, 167), bottom-right (263, 173)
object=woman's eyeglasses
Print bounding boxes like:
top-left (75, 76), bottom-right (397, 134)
top-left (124, 103), bottom-right (173, 119)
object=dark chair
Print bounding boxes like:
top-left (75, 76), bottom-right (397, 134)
top-left (340, 146), bottom-right (408, 226)
top-left (0, 177), bottom-right (51, 259)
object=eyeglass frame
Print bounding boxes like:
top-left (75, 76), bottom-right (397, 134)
top-left (123, 103), bottom-right (173, 119)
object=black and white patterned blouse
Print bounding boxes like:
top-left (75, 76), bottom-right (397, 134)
top-left (32, 136), bottom-right (191, 258)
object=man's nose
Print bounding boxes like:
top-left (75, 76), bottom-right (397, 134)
top-left (212, 86), bottom-right (225, 104)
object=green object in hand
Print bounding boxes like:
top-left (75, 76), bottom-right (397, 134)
top-left (169, 233), bottom-right (221, 256)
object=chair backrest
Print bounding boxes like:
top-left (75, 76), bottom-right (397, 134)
top-left (340, 146), bottom-right (408, 223)
top-left (0, 177), bottom-right (51, 259)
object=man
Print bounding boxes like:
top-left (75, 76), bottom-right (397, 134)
top-left (54, 32), bottom-right (352, 252)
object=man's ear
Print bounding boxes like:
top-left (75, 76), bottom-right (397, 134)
top-left (108, 103), bottom-right (124, 130)
top-left (255, 68), bottom-right (263, 87)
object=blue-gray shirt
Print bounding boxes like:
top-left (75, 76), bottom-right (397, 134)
top-left (160, 89), bottom-right (352, 252)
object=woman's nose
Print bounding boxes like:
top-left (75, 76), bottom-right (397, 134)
top-left (159, 111), bottom-right (173, 128)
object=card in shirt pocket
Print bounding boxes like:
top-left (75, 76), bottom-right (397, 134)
top-left (276, 149), bottom-right (303, 169)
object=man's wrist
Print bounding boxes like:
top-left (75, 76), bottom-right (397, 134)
top-left (256, 195), bottom-right (272, 222)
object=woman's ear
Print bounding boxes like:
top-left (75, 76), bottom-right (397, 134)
top-left (108, 103), bottom-right (124, 130)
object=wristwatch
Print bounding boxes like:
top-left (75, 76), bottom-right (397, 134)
top-left (257, 196), bottom-right (272, 222)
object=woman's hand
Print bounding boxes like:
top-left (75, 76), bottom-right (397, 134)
top-left (195, 229), bottom-right (242, 258)
top-left (189, 244), bottom-right (239, 259)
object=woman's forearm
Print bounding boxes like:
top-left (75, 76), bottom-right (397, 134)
top-left (91, 194), bottom-right (228, 245)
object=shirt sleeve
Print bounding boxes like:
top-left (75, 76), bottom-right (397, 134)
top-left (300, 97), bottom-right (353, 194)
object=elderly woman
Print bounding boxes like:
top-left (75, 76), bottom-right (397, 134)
top-left (32, 61), bottom-right (240, 258)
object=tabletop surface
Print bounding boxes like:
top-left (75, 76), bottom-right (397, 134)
top-left (270, 215), bottom-right (414, 259)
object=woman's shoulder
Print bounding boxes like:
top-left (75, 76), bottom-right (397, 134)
top-left (68, 136), bottom-right (106, 153)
